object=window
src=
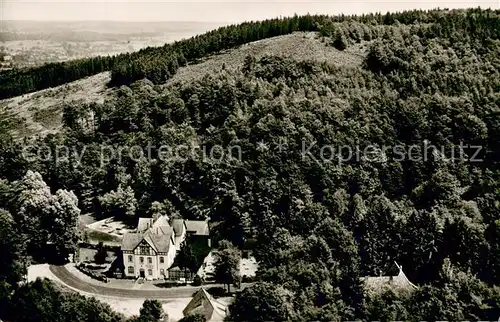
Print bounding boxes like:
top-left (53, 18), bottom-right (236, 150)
top-left (148, 269), bottom-right (153, 276)
top-left (128, 266), bottom-right (134, 274)
top-left (140, 246), bottom-right (149, 255)
top-left (160, 269), bottom-right (165, 276)
top-left (148, 257), bottom-right (152, 264)
top-left (140, 257), bottom-right (144, 264)
top-left (160, 257), bottom-right (164, 264)
top-left (128, 255), bottom-right (133, 262)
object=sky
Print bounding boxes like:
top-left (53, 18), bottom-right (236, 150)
top-left (1, 0), bottom-right (498, 23)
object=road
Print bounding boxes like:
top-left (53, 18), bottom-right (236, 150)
top-left (49, 265), bottom-right (251, 299)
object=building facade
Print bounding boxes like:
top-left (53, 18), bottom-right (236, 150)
top-left (122, 231), bottom-right (177, 280)
top-left (121, 215), bottom-right (209, 280)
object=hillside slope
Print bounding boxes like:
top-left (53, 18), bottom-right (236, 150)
top-left (0, 72), bottom-right (112, 139)
top-left (167, 31), bottom-right (367, 86)
top-left (0, 32), bottom-right (367, 139)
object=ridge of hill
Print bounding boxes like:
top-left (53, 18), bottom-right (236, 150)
top-left (166, 31), bottom-right (368, 86)
top-left (3, 8), bottom-right (497, 100)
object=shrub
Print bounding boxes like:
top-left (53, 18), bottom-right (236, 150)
top-left (192, 275), bottom-right (202, 286)
top-left (179, 313), bottom-right (207, 322)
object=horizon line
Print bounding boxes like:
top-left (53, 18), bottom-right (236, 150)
top-left (2, 7), bottom-right (495, 25)
top-left (1, 19), bottom-right (231, 23)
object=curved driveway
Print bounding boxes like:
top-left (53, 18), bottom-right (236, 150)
top-left (50, 265), bottom-right (250, 299)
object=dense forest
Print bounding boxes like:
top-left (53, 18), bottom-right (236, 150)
top-left (1, 7), bottom-right (500, 322)
top-left (2, 8), bottom-right (499, 99)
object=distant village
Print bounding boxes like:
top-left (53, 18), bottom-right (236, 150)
top-left (0, 39), bottom-right (165, 70)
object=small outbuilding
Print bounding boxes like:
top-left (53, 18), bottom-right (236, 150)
top-left (182, 288), bottom-right (229, 322)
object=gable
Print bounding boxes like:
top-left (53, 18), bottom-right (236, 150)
top-left (182, 288), bottom-right (228, 322)
top-left (134, 237), bottom-right (157, 255)
top-left (137, 217), bottom-right (153, 233)
top-left (361, 262), bottom-right (417, 295)
top-left (153, 215), bottom-right (170, 229)
top-left (122, 228), bottom-right (174, 254)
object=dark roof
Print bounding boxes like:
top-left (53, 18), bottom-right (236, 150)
top-left (361, 262), bottom-right (417, 294)
top-left (150, 231), bottom-right (174, 253)
top-left (121, 229), bottom-right (174, 253)
top-left (121, 233), bottom-right (143, 251)
top-left (149, 225), bottom-right (173, 236)
top-left (183, 288), bottom-right (227, 322)
top-left (185, 220), bottom-right (210, 236)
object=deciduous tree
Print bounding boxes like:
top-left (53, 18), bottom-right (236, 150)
top-left (213, 240), bottom-right (241, 293)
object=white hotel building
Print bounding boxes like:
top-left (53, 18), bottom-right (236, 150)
top-left (121, 215), bottom-right (209, 280)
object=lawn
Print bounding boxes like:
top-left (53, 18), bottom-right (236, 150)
top-left (84, 229), bottom-right (121, 244)
top-left (80, 216), bottom-right (136, 247)
top-left (86, 217), bottom-right (135, 238)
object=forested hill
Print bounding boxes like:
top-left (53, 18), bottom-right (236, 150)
top-left (1, 8), bottom-right (499, 100)
top-left (0, 33), bottom-right (362, 139)
top-left (2, 7), bottom-right (500, 322)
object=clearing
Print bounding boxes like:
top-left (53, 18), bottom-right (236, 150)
top-left (83, 216), bottom-right (134, 246)
top-left (86, 216), bottom-right (135, 238)
top-left (197, 250), bottom-right (259, 280)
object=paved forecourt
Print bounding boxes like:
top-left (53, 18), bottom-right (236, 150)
top-left (49, 265), bottom-right (251, 298)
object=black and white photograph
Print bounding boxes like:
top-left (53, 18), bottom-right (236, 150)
top-left (0, 0), bottom-right (500, 321)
